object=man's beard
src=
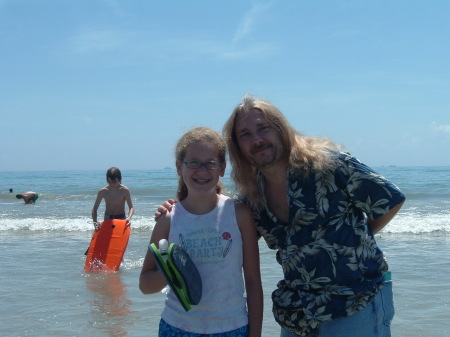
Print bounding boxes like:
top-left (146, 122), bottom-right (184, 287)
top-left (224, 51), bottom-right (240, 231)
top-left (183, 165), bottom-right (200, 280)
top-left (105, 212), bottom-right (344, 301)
top-left (248, 143), bottom-right (277, 168)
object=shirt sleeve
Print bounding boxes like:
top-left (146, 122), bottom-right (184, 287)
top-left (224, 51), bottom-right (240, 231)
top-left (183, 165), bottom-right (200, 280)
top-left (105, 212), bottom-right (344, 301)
top-left (335, 152), bottom-right (406, 220)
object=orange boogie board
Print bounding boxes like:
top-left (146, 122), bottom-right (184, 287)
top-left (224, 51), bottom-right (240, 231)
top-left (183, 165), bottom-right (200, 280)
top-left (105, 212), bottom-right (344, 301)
top-left (84, 219), bottom-right (131, 272)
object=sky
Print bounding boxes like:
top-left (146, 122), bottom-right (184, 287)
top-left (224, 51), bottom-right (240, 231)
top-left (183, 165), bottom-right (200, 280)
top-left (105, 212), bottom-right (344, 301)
top-left (1, 0), bottom-right (449, 171)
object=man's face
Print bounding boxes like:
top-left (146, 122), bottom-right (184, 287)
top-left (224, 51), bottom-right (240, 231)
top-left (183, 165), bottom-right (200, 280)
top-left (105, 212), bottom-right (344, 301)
top-left (234, 108), bottom-right (283, 168)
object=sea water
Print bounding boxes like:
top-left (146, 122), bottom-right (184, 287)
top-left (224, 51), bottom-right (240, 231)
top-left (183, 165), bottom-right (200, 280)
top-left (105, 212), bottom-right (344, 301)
top-left (1, 167), bottom-right (449, 336)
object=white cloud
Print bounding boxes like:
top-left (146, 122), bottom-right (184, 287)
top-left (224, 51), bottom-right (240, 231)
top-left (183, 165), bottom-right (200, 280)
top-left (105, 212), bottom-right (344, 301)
top-left (431, 122), bottom-right (450, 133)
top-left (67, 25), bottom-right (276, 65)
top-left (66, 2), bottom-right (279, 65)
top-left (231, 2), bottom-right (274, 45)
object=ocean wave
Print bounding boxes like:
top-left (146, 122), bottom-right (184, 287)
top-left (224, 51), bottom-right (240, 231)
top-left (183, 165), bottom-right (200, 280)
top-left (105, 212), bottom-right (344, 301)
top-left (1, 213), bottom-right (448, 234)
top-left (0, 216), bottom-right (156, 232)
top-left (383, 212), bottom-right (450, 234)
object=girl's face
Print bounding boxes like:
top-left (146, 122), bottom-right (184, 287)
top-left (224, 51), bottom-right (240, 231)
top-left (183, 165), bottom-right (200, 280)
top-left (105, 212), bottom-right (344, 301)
top-left (176, 141), bottom-right (225, 196)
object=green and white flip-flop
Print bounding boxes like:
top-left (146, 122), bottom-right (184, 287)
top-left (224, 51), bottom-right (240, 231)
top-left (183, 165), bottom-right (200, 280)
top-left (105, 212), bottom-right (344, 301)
top-left (148, 240), bottom-right (202, 311)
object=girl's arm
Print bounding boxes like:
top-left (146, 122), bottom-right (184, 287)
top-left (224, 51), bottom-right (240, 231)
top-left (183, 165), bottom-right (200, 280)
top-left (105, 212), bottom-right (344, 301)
top-left (139, 213), bottom-right (171, 294)
top-left (236, 202), bottom-right (263, 337)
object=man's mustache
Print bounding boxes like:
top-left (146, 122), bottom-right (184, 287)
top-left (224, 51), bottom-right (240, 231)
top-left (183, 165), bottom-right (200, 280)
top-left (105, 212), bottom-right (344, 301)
top-left (250, 142), bottom-right (271, 154)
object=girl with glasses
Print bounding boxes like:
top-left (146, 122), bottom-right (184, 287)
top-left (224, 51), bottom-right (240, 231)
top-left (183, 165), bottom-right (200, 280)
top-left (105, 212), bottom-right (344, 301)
top-left (140, 127), bottom-right (263, 337)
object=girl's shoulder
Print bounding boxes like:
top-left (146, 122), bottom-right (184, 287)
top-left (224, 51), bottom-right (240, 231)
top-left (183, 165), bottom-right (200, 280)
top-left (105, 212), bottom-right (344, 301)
top-left (234, 200), bottom-right (252, 219)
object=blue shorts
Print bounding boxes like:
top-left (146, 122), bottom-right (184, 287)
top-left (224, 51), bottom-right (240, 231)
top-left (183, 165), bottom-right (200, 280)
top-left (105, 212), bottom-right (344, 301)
top-left (159, 319), bottom-right (249, 337)
top-left (280, 281), bottom-right (394, 337)
top-left (104, 213), bottom-right (126, 220)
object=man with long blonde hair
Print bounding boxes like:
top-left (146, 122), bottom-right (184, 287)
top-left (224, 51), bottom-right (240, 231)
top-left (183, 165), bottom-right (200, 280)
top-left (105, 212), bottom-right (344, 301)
top-left (222, 95), bottom-right (405, 337)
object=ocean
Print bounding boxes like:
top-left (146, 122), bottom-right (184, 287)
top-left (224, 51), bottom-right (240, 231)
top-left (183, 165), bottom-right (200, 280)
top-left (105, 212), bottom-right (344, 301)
top-left (1, 167), bottom-right (449, 337)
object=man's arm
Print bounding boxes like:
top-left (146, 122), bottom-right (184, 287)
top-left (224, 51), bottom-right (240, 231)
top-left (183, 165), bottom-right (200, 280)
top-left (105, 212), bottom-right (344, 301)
top-left (154, 199), bottom-right (177, 220)
top-left (368, 200), bottom-right (405, 234)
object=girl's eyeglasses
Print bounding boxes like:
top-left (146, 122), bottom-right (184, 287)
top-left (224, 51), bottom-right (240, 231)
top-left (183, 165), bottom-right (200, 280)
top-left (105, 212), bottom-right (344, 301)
top-left (182, 160), bottom-right (223, 170)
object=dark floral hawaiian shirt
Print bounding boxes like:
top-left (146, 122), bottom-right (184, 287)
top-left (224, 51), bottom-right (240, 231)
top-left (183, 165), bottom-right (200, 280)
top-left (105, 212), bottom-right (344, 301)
top-left (253, 152), bottom-right (405, 336)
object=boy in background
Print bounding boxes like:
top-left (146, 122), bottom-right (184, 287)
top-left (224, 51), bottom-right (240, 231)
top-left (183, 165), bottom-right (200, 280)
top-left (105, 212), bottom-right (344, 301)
top-left (92, 167), bottom-right (134, 230)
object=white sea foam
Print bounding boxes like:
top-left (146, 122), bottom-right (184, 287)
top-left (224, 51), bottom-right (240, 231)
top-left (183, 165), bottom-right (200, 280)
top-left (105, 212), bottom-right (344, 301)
top-left (0, 216), bottom-right (156, 231)
top-left (384, 212), bottom-right (450, 234)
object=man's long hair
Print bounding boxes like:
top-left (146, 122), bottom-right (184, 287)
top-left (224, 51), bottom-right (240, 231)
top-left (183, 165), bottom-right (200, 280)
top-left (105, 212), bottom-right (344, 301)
top-left (223, 95), bottom-right (340, 211)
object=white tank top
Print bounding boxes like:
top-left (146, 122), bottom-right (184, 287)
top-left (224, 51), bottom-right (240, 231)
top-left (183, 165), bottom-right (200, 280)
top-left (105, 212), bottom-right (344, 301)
top-left (161, 195), bottom-right (248, 334)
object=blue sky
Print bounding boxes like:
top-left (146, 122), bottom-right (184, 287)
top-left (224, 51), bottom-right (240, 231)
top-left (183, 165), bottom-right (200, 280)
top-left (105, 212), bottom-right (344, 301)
top-left (1, 0), bottom-right (449, 171)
